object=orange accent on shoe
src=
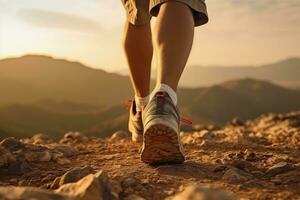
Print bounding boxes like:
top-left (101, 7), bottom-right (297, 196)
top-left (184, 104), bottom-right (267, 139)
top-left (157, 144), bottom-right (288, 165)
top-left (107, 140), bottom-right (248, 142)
top-left (124, 99), bottom-right (133, 110)
top-left (180, 117), bottom-right (193, 126)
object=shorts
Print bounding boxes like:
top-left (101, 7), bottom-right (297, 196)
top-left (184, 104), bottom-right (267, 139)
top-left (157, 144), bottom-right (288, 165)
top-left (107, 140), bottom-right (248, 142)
top-left (121, 0), bottom-right (208, 27)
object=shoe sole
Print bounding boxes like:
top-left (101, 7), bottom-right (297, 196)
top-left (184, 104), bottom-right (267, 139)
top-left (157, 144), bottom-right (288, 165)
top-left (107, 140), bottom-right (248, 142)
top-left (141, 123), bottom-right (185, 165)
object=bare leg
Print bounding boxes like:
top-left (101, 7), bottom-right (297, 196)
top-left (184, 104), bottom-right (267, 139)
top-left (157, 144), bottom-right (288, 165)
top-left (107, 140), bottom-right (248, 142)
top-left (154, 2), bottom-right (194, 91)
top-left (123, 21), bottom-right (153, 97)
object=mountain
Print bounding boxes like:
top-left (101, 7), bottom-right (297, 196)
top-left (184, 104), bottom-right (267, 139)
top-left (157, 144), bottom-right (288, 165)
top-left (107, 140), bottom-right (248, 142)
top-left (1, 55), bottom-right (300, 138)
top-left (117, 57), bottom-right (300, 88)
top-left (0, 55), bottom-right (133, 106)
top-left (1, 78), bottom-right (300, 138)
top-left (180, 57), bottom-right (300, 87)
top-left (0, 102), bottom-right (127, 139)
top-left (178, 78), bottom-right (300, 124)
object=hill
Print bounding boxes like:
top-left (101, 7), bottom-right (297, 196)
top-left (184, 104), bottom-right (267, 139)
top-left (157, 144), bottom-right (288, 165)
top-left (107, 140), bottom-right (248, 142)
top-left (0, 102), bottom-right (126, 139)
top-left (178, 78), bottom-right (300, 124)
top-left (1, 77), bottom-right (300, 138)
top-left (0, 111), bottom-right (299, 200)
top-left (180, 57), bottom-right (300, 87)
top-left (0, 55), bottom-right (133, 106)
top-left (118, 57), bottom-right (300, 88)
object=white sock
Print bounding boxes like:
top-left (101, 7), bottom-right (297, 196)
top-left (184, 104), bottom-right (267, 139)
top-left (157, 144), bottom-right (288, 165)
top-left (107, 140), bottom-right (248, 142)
top-left (150, 83), bottom-right (177, 105)
top-left (134, 95), bottom-right (149, 112)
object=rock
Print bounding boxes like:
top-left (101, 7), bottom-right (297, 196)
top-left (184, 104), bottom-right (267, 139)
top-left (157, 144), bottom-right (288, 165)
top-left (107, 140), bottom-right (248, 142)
top-left (108, 179), bottom-right (123, 200)
top-left (48, 144), bottom-right (79, 157)
top-left (7, 159), bottom-right (31, 175)
top-left (57, 170), bottom-right (113, 200)
top-left (192, 124), bottom-right (205, 131)
top-left (60, 132), bottom-right (88, 143)
top-left (31, 133), bottom-right (54, 144)
top-left (59, 166), bottom-right (95, 186)
top-left (0, 146), bottom-right (15, 168)
top-left (181, 135), bottom-right (195, 144)
top-left (230, 118), bottom-right (244, 126)
top-left (110, 131), bottom-right (130, 140)
top-left (266, 162), bottom-right (294, 177)
top-left (56, 157), bottom-right (72, 165)
top-left (25, 146), bottom-right (52, 162)
top-left (193, 130), bottom-right (212, 140)
top-left (222, 168), bottom-right (252, 183)
top-left (0, 137), bottom-right (25, 152)
top-left (165, 190), bottom-right (175, 195)
top-left (50, 176), bottom-right (62, 189)
top-left (245, 151), bottom-right (257, 161)
top-left (172, 184), bottom-right (236, 200)
top-left (51, 151), bottom-right (64, 161)
top-left (213, 165), bottom-right (227, 172)
top-left (124, 194), bottom-right (145, 200)
top-left (121, 177), bottom-right (139, 188)
top-left (251, 170), bottom-right (265, 178)
top-left (0, 186), bottom-right (74, 200)
top-left (230, 160), bottom-right (255, 171)
top-left (199, 140), bottom-right (214, 148)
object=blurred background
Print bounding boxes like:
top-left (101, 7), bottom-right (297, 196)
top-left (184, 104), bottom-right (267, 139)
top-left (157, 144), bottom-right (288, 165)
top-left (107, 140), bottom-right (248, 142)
top-left (0, 0), bottom-right (300, 139)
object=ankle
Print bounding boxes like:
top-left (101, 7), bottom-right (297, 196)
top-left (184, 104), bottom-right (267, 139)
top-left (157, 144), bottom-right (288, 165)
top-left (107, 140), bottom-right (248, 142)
top-left (150, 83), bottom-right (177, 105)
top-left (135, 95), bottom-right (149, 111)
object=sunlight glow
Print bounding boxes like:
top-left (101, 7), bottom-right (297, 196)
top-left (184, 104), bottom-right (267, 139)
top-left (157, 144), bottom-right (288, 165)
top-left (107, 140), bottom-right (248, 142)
top-left (0, 0), bottom-right (299, 71)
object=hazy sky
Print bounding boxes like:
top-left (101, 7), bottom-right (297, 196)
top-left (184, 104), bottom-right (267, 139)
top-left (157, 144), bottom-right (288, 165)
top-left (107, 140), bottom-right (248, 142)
top-left (0, 0), bottom-right (300, 71)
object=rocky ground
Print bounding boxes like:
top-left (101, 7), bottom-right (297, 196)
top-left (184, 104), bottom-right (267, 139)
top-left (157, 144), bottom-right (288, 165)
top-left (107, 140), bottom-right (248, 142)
top-left (0, 112), bottom-right (300, 200)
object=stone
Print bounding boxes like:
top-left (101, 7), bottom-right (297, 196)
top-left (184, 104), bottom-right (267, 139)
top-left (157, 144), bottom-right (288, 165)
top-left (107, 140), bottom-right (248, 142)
top-left (56, 158), bottom-right (72, 165)
top-left (61, 132), bottom-right (88, 143)
top-left (230, 118), bottom-right (244, 126)
top-left (266, 162), bottom-right (294, 177)
top-left (110, 131), bottom-right (130, 140)
top-left (181, 135), bottom-right (195, 144)
top-left (222, 168), bottom-right (252, 183)
top-left (31, 133), bottom-right (54, 144)
top-left (124, 194), bottom-right (145, 200)
top-left (0, 186), bottom-right (74, 200)
top-left (57, 170), bottom-right (113, 200)
top-left (193, 130), bottom-right (212, 139)
top-left (108, 179), bottom-right (123, 200)
top-left (7, 159), bottom-right (31, 175)
top-left (0, 137), bottom-right (25, 152)
top-left (213, 165), bottom-right (227, 172)
top-left (121, 177), bottom-right (139, 188)
top-left (50, 177), bottom-right (61, 189)
top-left (50, 144), bottom-right (79, 157)
top-left (0, 146), bottom-right (15, 168)
top-left (25, 146), bottom-right (52, 162)
top-left (251, 171), bottom-right (265, 178)
top-left (244, 149), bottom-right (257, 161)
top-left (59, 166), bottom-right (95, 186)
top-left (230, 160), bottom-right (255, 171)
top-left (172, 184), bottom-right (236, 200)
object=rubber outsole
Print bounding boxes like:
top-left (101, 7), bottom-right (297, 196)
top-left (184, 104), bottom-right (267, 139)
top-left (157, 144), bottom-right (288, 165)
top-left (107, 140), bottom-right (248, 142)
top-left (140, 123), bottom-right (185, 165)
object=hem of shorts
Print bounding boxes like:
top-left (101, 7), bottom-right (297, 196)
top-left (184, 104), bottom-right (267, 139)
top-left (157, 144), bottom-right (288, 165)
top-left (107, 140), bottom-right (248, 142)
top-left (126, 8), bottom-right (152, 26)
top-left (128, 16), bottom-right (152, 26)
top-left (150, 0), bottom-right (209, 26)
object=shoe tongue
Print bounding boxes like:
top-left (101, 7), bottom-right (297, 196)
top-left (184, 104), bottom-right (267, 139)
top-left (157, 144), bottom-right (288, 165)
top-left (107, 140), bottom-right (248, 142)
top-left (155, 91), bottom-right (168, 97)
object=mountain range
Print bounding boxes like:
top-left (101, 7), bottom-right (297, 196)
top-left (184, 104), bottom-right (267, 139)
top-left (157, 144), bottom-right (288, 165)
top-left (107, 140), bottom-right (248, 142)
top-left (0, 55), bottom-right (133, 106)
top-left (0, 55), bottom-right (300, 138)
top-left (117, 57), bottom-right (300, 88)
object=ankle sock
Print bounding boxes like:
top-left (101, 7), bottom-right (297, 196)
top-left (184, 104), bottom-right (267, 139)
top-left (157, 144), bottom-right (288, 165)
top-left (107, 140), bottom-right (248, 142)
top-left (150, 83), bottom-right (177, 105)
top-left (134, 95), bottom-right (149, 112)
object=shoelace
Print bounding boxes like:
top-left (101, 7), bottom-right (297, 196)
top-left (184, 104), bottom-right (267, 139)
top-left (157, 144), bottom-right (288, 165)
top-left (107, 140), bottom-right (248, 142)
top-left (124, 100), bottom-right (193, 126)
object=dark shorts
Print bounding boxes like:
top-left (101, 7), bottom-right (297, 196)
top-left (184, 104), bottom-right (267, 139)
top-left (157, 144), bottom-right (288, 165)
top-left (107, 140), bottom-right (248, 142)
top-left (121, 0), bottom-right (208, 26)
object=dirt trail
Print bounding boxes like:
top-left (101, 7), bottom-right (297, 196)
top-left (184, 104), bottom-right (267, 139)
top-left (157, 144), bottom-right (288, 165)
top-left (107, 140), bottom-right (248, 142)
top-left (0, 112), bottom-right (300, 200)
